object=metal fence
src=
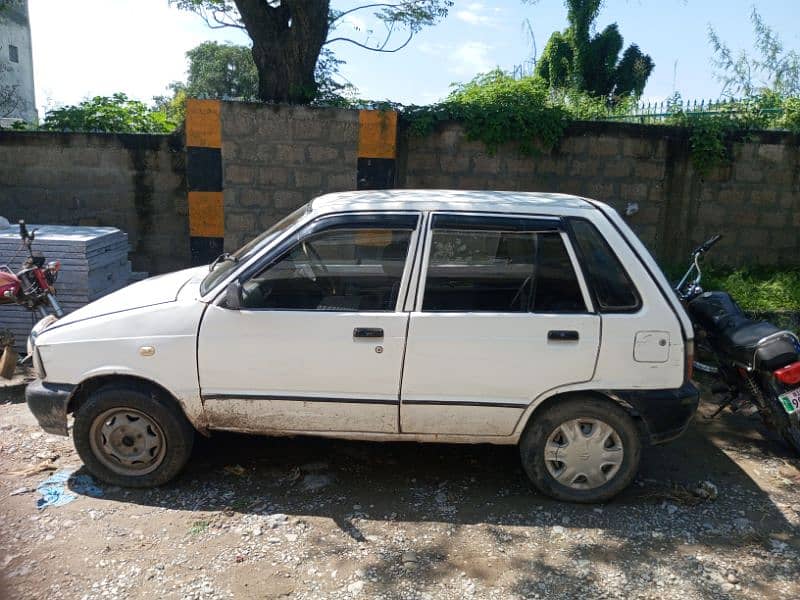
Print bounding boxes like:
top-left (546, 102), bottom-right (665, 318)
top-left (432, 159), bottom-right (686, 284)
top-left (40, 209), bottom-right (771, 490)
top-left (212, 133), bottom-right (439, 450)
top-left (599, 98), bottom-right (784, 124)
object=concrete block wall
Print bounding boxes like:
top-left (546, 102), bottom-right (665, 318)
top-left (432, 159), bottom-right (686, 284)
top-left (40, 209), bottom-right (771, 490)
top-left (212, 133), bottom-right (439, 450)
top-left (0, 106), bottom-right (797, 273)
top-left (220, 103), bottom-right (360, 250)
top-left (401, 121), bottom-right (800, 267)
top-left (0, 131), bottom-right (189, 273)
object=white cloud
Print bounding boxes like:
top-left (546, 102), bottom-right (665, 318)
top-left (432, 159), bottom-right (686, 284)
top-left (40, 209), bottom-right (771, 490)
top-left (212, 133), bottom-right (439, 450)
top-left (417, 39), bottom-right (496, 78)
top-left (449, 41), bottom-right (495, 76)
top-left (455, 2), bottom-right (503, 27)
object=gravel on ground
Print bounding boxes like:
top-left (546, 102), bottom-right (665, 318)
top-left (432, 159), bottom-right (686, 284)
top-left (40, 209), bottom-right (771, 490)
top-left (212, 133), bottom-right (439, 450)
top-left (1, 383), bottom-right (799, 599)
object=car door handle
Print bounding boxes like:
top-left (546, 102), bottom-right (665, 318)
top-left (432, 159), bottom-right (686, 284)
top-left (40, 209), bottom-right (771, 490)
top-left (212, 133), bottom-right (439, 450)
top-left (548, 330), bottom-right (579, 341)
top-left (353, 327), bottom-right (384, 339)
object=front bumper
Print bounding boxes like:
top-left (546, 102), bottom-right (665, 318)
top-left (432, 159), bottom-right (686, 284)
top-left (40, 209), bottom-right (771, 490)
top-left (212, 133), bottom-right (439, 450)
top-left (25, 379), bottom-right (75, 436)
top-left (610, 381), bottom-right (700, 445)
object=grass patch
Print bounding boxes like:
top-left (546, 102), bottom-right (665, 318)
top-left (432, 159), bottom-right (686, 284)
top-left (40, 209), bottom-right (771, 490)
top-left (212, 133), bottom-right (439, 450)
top-left (704, 268), bottom-right (800, 312)
top-left (666, 265), bottom-right (800, 312)
top-left (189, 520), bottom-right (209, 535)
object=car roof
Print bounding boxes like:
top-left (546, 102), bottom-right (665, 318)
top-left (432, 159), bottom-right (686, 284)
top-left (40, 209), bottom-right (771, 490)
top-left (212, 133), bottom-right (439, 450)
top-left (308, 190), bottom-right (596, 216)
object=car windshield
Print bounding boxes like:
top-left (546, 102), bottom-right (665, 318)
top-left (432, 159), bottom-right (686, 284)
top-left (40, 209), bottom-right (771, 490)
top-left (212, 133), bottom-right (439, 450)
top-left (200, 203), bottom-right (310, 295)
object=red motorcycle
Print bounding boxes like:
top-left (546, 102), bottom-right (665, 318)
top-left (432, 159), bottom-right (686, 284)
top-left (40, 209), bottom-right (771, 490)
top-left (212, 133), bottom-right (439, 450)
top-left (0, 220), bottom-right (64, 320)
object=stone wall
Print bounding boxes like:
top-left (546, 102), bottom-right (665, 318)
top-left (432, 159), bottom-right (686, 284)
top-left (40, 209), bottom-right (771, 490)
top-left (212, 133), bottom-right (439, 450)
top-left (1, 107), bottom-right (798, 274)
top-left (0, 131), bottom-right (189, 273)
top-left (219, 103), bottom-right (360, 250)
top-left (400, 121), bottom-right (800, 267)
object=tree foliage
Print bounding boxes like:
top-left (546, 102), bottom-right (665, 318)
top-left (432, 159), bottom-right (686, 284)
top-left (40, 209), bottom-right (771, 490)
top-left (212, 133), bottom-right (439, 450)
top-left (170, 1), bottom-right (452, 103)
top-left (708, 7), bottom-right (800, 98)
top-left (41, 94), bottom-right (175, 133)
top-left (533, 0), bottom-right (653, 100)
top-left (167, 40), bottom-right (351, 102)
top-left (180, 41), bottom-right (259, 100)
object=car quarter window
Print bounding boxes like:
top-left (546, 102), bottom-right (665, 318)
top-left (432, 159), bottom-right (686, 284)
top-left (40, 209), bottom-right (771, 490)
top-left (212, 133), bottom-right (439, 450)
top-left (568, 218), bottom-right (641, 312)
top-left (241, 225), bottom-right (413, 311)
top-left (422, 218), bottom-right (586, 313)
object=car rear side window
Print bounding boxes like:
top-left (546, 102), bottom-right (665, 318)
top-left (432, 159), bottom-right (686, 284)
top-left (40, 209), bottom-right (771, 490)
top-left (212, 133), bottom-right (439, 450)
top-left (569, 218), bottom-right (640, 312)
top-left (422, 221), bottom-right (586, 313)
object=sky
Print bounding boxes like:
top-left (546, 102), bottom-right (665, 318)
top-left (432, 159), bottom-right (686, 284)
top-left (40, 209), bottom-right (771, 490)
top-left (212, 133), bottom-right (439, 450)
top-left (27, 0), bottom-right (800, 117)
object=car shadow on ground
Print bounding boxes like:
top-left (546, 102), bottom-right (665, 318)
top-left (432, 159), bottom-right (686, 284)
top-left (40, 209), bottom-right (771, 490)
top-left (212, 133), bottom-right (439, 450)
top-left (65, 398), bottom-right (800, 597)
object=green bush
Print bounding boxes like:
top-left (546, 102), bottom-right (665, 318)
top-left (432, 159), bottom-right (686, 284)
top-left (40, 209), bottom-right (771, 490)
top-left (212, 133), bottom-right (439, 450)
top-left (401, 71), bottom-right (647, 155)
top-left (403, 71), bottom-right (570, 154)
top-left (780, 97), bottom-right (800, 133)
top-left (41, 93), bottom-right (177, 133)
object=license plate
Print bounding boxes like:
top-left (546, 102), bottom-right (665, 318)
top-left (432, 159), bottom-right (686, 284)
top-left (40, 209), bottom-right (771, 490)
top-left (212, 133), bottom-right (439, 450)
top-left (779, 388), bottom-right (800, 415)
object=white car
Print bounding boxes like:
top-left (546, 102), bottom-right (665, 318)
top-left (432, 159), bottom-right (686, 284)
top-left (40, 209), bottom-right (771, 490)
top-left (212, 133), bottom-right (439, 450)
top-left (26, 190), bottom-right (698, 503)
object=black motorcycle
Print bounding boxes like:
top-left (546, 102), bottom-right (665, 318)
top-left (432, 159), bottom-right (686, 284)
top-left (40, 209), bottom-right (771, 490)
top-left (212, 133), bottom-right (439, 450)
top-left (676, 234), bottom-right (800, 453)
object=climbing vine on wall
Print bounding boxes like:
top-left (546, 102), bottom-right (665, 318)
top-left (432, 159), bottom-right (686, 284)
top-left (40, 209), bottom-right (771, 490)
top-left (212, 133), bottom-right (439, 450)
top-left (401, 71), bottom-right (572, 155)
top-left (665, 92), bottom-right (797, 176)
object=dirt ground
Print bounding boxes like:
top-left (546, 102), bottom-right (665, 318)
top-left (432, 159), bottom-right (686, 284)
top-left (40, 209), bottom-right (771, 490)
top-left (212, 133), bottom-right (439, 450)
top-left (1, 381), bottom-right (800, 600)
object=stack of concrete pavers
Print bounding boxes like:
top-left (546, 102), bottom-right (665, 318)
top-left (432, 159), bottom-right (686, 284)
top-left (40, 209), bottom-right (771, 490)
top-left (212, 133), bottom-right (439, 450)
top-left (0, 224), bottom-right (134, 352)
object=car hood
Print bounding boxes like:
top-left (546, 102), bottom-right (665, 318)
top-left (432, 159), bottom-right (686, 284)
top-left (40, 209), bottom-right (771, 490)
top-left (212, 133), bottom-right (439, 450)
top-left (49, 266), bottom-right (207, 329)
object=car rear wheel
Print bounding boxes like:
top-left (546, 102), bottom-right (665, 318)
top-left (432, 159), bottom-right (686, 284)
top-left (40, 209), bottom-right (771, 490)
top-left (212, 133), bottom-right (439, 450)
top-left (519, 397), bottom-right (641, 503)
top-left (73, 383), bottom-right (194, 487)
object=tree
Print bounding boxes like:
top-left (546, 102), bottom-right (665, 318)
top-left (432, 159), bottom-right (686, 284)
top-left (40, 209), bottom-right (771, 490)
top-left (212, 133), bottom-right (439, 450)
top-left (41, 94), bottom-right (175, 133)
top-left (181, 41), bottom-right (259, 100)
top-left (533, 0), bottom-right (653, 99)
top-left (171, 0), bottom-right (452, 104)
top-left (708, 8), bottom-right (800, 98)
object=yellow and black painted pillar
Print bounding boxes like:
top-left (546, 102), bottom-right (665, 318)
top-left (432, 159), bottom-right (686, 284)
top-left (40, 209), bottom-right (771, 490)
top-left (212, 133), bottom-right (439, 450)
top-left (357, 110), bottom-right (398, 190)
top-left (185, 99), bottom-right (225, 266)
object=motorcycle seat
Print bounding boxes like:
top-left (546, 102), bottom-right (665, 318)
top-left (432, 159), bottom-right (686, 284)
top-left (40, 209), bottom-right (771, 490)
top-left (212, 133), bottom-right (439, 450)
top-left (722, 320), bottom-right (797, 370)
top-left (722, 320), bottom-right (781, 353)
top-left (689, 292), bottom-right (797, 369)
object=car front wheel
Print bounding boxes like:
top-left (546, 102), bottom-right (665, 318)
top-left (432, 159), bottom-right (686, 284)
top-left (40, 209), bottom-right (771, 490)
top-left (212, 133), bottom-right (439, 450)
top-left (519, 396), bottom-right (641, 503)
top-left (73, 383), bottom-right (194, 487)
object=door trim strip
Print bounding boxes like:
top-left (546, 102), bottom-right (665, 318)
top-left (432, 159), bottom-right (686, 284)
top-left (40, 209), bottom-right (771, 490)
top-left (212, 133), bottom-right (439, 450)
top-left (401, 400), bottom-right (526, 409)
top-left (202, 393), bottom-right (399, 405)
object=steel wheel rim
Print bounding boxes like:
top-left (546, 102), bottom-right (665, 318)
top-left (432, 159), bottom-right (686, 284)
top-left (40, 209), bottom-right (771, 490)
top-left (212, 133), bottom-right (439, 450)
top-left (89, 407), bottom-right (167, 476)
top-left (544, 417), bottom-right (624, 490)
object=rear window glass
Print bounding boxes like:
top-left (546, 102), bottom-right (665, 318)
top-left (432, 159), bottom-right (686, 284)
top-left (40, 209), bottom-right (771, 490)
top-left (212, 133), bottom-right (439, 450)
top-left (423, 228), bottom-right (586, 313)
top-left (569, 219), bottom-right (640, 312)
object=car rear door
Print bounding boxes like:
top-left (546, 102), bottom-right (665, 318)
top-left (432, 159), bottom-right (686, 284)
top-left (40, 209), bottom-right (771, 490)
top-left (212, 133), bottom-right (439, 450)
top-left (400, 213), bottom-right (601, 436)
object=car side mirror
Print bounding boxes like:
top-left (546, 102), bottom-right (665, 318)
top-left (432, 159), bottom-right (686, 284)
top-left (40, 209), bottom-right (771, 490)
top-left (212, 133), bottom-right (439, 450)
top-left (224, 280), bottom-right (243, 310)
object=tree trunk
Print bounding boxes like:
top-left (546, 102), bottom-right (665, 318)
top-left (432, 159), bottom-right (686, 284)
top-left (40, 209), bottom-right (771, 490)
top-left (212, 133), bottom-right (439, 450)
top-left (234, 0), bottom-right (330, 104)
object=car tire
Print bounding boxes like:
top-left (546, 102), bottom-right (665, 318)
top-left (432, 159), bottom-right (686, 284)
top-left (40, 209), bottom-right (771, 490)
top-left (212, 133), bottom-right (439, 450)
top-left (73, 383), bottom-right (194, 488)
top-left (519, 396), bottom-right (641, 503)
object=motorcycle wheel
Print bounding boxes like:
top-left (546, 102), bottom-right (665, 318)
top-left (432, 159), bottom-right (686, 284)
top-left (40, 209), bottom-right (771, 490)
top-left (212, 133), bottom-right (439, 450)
top-left (778, 415), bottom-right (800, 454)
top-left (764, 386), bottom-right (800, 454)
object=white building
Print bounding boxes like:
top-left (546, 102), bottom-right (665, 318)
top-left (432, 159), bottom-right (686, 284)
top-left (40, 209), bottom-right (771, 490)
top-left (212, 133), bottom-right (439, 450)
top-left (0, 0), bottom-right (36, 126)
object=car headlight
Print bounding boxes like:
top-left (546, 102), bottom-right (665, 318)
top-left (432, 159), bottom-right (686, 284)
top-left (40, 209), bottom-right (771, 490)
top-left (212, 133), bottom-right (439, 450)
top-left (32, 346), bottom-right (46, 379)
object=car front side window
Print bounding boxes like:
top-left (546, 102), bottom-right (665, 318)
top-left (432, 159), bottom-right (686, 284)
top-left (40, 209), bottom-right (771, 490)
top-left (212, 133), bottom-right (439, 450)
top-left (241, 226), bottom-right (413, 312)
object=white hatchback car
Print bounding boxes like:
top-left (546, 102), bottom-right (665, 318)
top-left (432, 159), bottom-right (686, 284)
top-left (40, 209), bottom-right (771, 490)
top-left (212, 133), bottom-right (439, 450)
top-left (26, 190), bottom-right (698, 503)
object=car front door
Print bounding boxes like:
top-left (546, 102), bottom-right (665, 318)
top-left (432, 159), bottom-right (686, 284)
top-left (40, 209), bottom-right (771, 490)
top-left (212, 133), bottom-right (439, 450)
top-left (400, 213), bottom-right (601, 437)
top-left (198, 212), bottom-right (421, 434)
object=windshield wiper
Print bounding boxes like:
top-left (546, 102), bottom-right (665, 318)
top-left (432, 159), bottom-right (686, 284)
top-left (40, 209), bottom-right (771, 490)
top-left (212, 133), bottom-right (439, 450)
top-left (209, 252), bottom-right (238, 272)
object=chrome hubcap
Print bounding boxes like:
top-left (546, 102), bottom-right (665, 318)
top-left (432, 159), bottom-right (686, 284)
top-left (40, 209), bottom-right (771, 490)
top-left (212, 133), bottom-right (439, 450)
top-left (544, 418), bottom-right (624, 490)
top-left (89, 408), bottom-right (166, 476)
